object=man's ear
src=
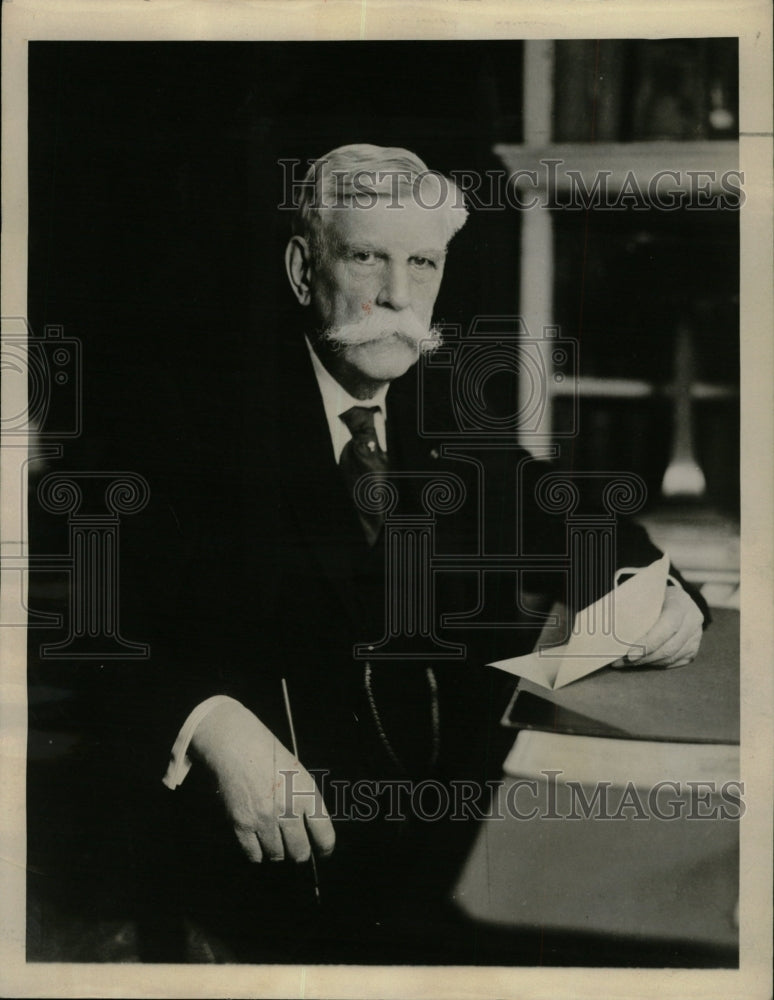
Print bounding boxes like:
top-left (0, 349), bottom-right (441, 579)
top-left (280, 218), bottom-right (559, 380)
top-left (285, 235), bottom-right (313, 306)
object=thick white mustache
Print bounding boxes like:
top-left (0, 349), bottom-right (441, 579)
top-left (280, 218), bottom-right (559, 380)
top-left (322, 310), bottom-right (443, 354)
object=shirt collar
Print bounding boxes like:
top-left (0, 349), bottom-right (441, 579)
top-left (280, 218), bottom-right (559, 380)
top-left (305, 337), bottom-right (389, 460)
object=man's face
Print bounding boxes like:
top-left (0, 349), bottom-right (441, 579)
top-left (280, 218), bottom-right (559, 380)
top-left (308, 196), bottom-right (448, 385)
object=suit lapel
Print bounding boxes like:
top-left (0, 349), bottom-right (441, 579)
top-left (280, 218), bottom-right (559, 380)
top-left (275, 343), bottom-right (453, 631)
top-left (277, 338), bottom-right (373, 626)
top-left (386, 366), bottom-right (450, 487)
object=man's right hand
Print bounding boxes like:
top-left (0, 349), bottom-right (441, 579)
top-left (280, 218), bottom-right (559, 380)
top-left (190, 699), bottom-right (336, 863)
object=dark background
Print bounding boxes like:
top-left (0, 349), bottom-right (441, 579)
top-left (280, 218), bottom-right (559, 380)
top-left (28, 40), bottom-right (739, 508)
top-left (27, 41), bottom-right (524, 480)
top-left (26, 38), bottom-right (529, 964)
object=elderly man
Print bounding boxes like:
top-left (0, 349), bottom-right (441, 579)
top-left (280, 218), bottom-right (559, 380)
top-left (148, 144), bottom-right (706, 963)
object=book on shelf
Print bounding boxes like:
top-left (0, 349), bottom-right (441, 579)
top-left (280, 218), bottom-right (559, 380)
top-left (552, 38), bottom-right (738, 144)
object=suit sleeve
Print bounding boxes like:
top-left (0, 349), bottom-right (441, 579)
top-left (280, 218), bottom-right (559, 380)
top-left (513, 452), bottom-right (710, 625)
top-left (120, 458), bottom-right (289, 785)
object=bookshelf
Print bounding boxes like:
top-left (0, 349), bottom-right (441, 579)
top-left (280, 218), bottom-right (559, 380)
top-left (493, 39), bottom-right (740, 598)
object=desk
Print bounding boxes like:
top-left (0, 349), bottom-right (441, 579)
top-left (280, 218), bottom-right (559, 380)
top-left (450, 609), bottom-right (740, 966)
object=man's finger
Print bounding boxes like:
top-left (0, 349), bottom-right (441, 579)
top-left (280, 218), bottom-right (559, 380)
top-left (305, 811), bottom-right (336, 858)
top-left (279, 817), bottom-right (312, 864)
top-left (611, 619), bottom-right (700, 668)
top-left (634, 634), bottom-right (695, 666)
top-left (626, 587), bottom-right (703, 664)
top-left (234, 825), bottom-right (264, 863)
top-left (625, 615), bottom-right (680, 663)
top-left (634, 622), bottom-right (702, 666)
top-left (255, 822), bottom-right (285, 862)
top-left (666, 654), bottom-right (695, 669)
top-left (611, 639), bottom-right (696, 669)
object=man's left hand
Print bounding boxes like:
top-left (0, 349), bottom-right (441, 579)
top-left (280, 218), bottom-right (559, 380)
top-left (611, 584), bottom-right (704, 669)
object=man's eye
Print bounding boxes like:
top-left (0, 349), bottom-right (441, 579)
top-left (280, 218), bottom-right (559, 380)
top-left (410, 256), bottom-right (437, 270)
top-left (351, 250), bottom-right (376, 264)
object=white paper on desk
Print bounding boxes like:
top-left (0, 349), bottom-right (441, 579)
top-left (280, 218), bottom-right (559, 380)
top-left (488, 552), bottom-right (670, 690)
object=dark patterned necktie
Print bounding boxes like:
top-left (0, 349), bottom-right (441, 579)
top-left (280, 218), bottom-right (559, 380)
top-left (338, 405), bottom-right (389, 546)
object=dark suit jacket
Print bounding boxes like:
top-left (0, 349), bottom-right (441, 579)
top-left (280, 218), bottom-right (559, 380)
top-left (103, 330), bottom-right (711, 961)
top-left (125, 331), bottom-right (705, 792)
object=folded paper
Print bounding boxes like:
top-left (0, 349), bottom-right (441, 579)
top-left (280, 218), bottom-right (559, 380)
top-left (487, 552), bottom-right (670, 690)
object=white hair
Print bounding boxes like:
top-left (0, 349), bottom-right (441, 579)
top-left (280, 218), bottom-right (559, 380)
top-left (291, 143), bottom-right (468, 257)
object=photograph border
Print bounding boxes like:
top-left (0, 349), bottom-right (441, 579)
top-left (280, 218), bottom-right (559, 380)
top-left (2, 2), bottom-right (772, 998)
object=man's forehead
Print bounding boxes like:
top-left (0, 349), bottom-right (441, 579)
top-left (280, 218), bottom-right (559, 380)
top-left (322, 197), bottom-right (450, 250)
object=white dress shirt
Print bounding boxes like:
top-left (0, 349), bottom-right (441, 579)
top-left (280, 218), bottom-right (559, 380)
top-left (305, 336), bottom-right (389, 461)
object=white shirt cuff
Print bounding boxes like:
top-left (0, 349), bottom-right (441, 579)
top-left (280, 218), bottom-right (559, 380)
top-left (162, 694), bottom-right (243, 790)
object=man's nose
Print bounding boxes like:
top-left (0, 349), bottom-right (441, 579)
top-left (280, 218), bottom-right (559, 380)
top-left (375, 262), bottom-right (411, 311)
